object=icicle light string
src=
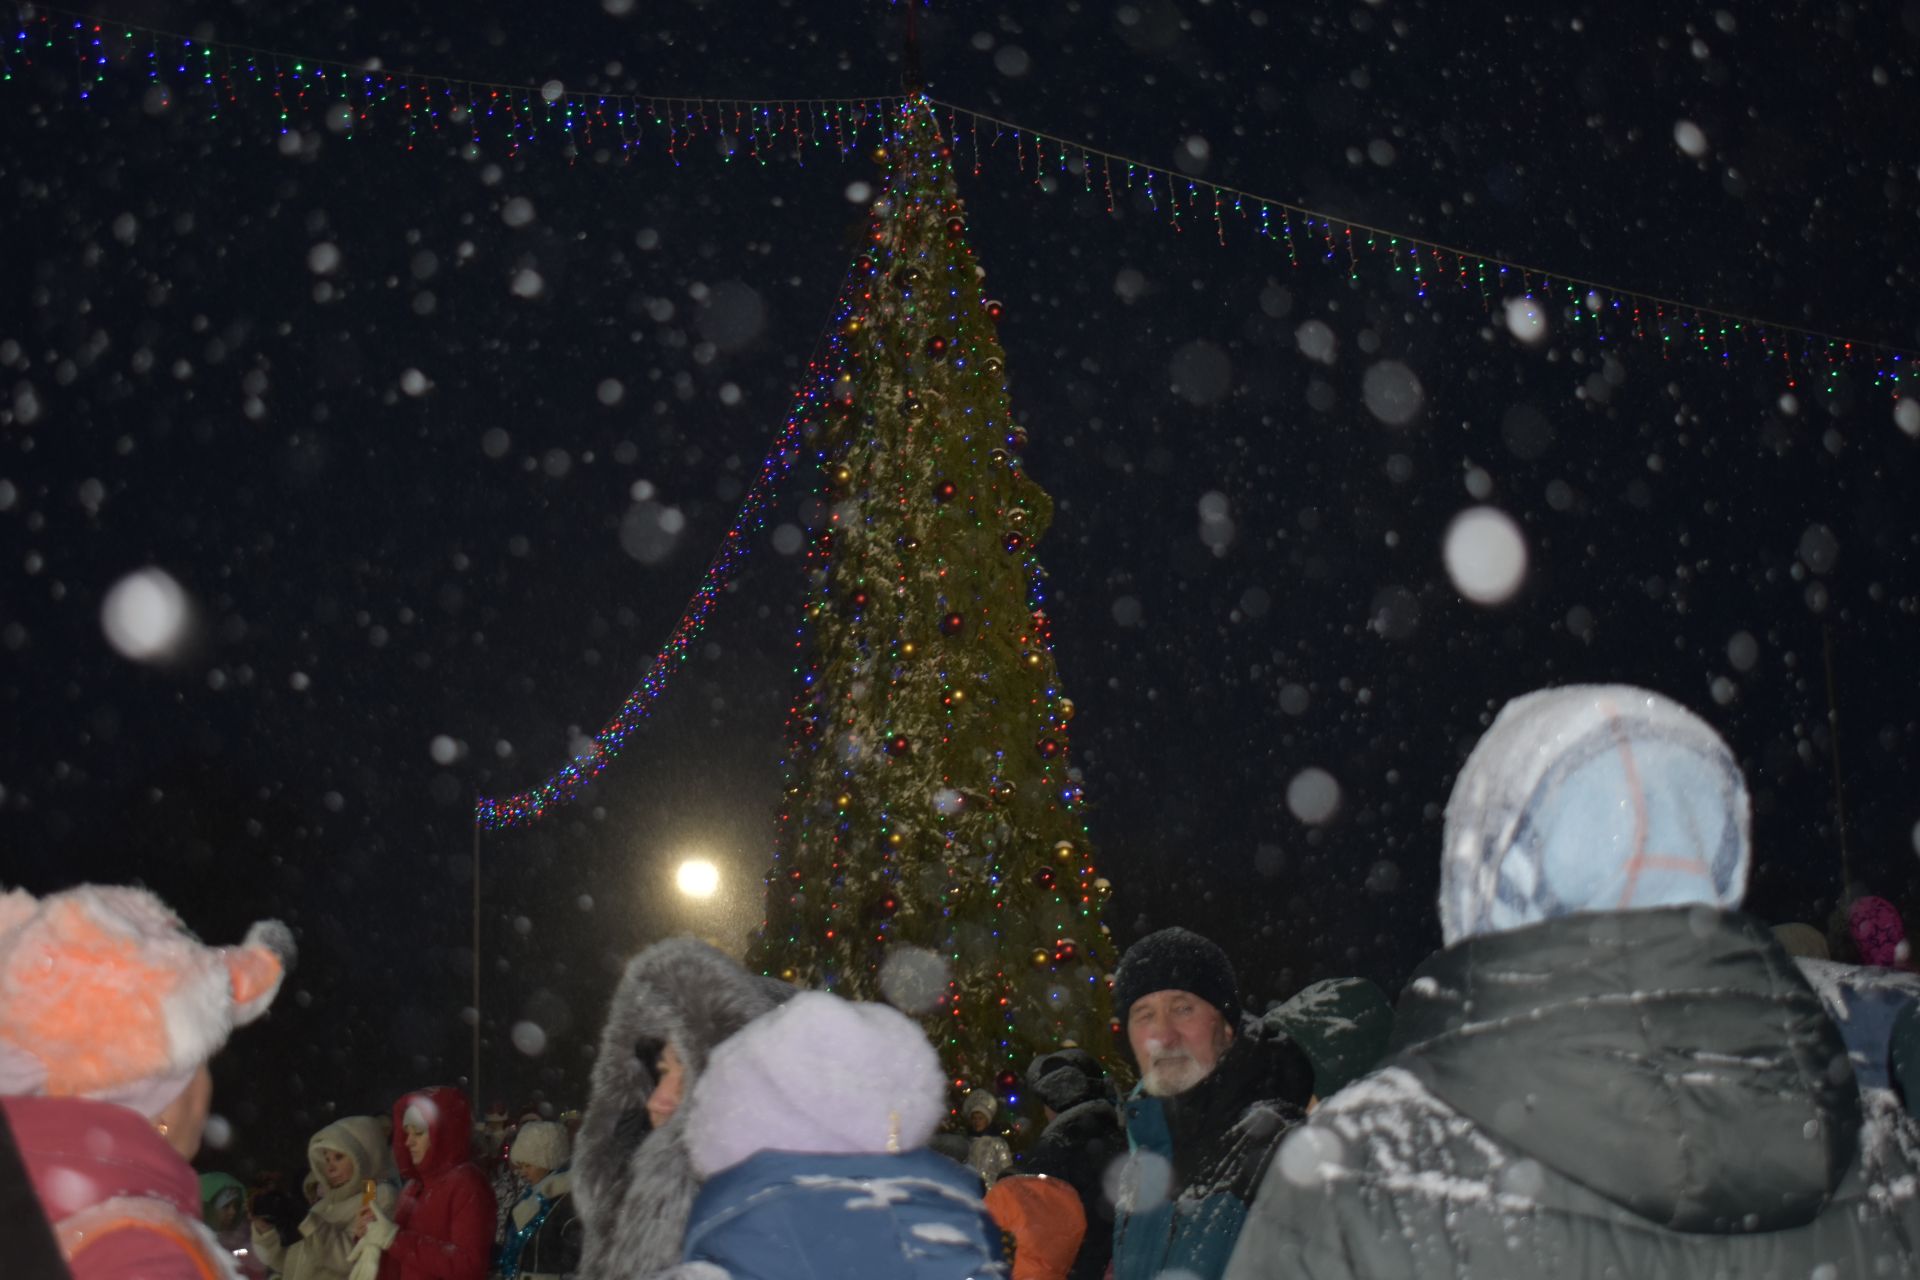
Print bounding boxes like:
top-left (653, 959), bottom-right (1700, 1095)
top-left (10, 10), bottom-right (1911, 391)
top-left (471, 258), bottom-right (867, 831)
top-left (924, 97), bottom-right (1916, 396)
top-left (7, 8), bottom-right (903, 166)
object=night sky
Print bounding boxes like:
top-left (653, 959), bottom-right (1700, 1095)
top-left (4, 0), bottom-right (1919, 1178)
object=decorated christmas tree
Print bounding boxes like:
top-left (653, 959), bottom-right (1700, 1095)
top-left (748, 98), bottom-right (1117, 1101)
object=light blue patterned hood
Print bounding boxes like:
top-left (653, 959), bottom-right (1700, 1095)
top-left (1440, 684), bottom-right (1750, 945)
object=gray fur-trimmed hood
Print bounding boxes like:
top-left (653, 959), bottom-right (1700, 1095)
top-left (573, 937), bottom-right (793, 1280)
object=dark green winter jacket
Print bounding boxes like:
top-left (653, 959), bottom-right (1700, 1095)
top-left (1112, 1023), bottom-right (1312, 1280)
top-left (1224, 907), bottom-right (1920, 1280)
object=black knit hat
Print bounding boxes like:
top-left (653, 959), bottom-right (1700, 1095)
top-left (1111, 926), bottom-right (1239, 1028)
top-left (1026, 1047), bottom-right (1109, 1112)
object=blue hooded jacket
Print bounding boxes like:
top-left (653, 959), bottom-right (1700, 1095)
top-left (680, 1147), bottom-right (1007, 1280)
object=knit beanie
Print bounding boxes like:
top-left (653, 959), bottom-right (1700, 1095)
top-left (1439, 685), bottom-right (1749, 946)
top-left (1026, 1048), bottom-right (1108, 1112)
top-left (0, 884), bottom-right (292, 1117)
top-left (1850, 896), bottom-right (1908, 968)
top-left (510, 1119), bottom-right (571, 1173)
top-left (682, 990), bottom-right (946, 1179)
top-left (1110, 927), bottom-right (1239, 1027)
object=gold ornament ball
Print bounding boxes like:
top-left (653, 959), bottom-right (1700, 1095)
top-left (1031, 948), bottom-right (1052, 969)
top-left (1022, 650), bottom-right (1044, 670)
top-left (948, 687), bottom-right (966, 703)
top-left (1093, 876), bottom-right (1112, 894)
top-left (830, 463), bottom-right (853, 487)
top-left (901, 641), bottom-right (917, 658)
top-left (779, 967), bottom-right (798, 983)
top-left (1058, 698), bottom-right (1076, 721)
top-left (886, 831), bottom-right (906, 850)
top-left (835, 792), bottom-right (853, 810)
top-left (1053, 840), bottom-right (1077, 864)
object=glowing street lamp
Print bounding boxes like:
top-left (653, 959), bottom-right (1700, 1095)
top-left (676, 858), bottom-right (720, 899)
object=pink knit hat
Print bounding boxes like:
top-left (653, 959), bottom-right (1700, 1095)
top-left (0, 884), bottom-right (292, 1116)
top-left (1849, 895), bottom-right (1907, 968)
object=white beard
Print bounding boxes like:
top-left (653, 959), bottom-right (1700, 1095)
top-left (1141, 1052), bottom-right (1208, 1097)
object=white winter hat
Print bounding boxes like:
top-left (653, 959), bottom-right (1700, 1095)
top-left (682, 990), bottom-right (946, 1179)
top-left (510, 1120), bottom-right (570, 1172)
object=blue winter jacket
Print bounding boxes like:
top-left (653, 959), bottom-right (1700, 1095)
top-left (1111, 1027), bottom-right (1313, 1280)
top-left (680, 1147), bottom-right (1008, 1280)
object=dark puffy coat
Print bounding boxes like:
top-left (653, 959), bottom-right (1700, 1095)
top-left (1021, 1099), bottom-right (1126, 1280)
top-left (1111, 1023), bottom-right (1313, 1280)
top-left (497, 1170), bottom-right (580, 1279)
top-left (1225, 907), bottom-right (1920, 1280)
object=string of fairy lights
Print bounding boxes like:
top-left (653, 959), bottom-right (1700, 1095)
top-left (9, 7), bottom-right (1915, 387)
top-left (471, 263), bottom-right (864, 830)
top-left (9, 5), bottom-right (1917, 832)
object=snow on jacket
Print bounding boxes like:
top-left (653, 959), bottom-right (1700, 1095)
top-left (1019, 1098), bottom-right (1125, 1280)
top-left (1224, 906), bottom-right (1920, 1280)
top-left (3, 1092), bottom-right (243, 1279)
top-left (572, 937), bottom-right (794, 1280)
top-left (360, 1086), bottom-right (494, 1280)
top-left (252, 1114), bottom-right (399, 1280)
top-left (1797, 957), bottom-right (1920, 1093)
top-left (1110, 1020), bottom-right (1313, 1280)
top-left (498, 1168), bottom-right (580, 1280)
top-left (1259, 977), bottom-right (1393, 1101)
top-left (660, 990), bottom-right (1006, 1280)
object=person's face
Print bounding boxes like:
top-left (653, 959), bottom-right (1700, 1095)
top-left (404, 1122), bottom-right (430, 1167)
top-left (967, 1109), bottom-right (989, 1133)
top-left (153, 1064), bottom-right (214, 1159)
top-left (1127, 989), bottom-right (1234, 1098)
top-left (213, 1198), bottom-right (242, 1231)
top-left (321, 1148), bottom-right (355, 1189)
top-left (512, 1160), bottom-right (549, 1185)
top-left (646, 1043), bottom-right (686, 1129)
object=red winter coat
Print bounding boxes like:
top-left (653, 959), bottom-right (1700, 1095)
top-left (377, 1087), bottom-right (495, 1280)
top-left (3, 1094), bottom-right (241, 1279)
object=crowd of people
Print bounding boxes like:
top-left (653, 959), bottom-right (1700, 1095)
top-left (6, 683), bottom-right (1920, 1279)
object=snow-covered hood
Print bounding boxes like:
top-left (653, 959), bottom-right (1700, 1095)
top-left (1393, 906), bottom-right (1857, 1234)
top-left (1439, 684), bottom-right (1749, 946)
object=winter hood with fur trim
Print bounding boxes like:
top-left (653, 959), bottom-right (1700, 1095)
top-left (572, 937), bottom-right (793, 1280)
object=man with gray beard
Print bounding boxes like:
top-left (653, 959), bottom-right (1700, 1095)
top-left (1108, 927), bottom-right (1314, 1280)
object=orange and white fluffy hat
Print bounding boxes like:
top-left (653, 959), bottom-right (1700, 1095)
top-left (0, 884), bottom-right (293, 1116)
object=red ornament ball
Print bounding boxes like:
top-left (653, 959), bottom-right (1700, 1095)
top-left (926, 335), bottom-right (950, 358)
top-left (995, 1069), bottom-right (1020, 1094)
top-left (850, 590), bottom-right (870, 610)
top-left (886, 734), bottom-right (911, 756)
top-left (984, 298), bottom-right (1005, 320)
top-left (1054, 939), bottom-right (1079, 963)
top-left (1037, 737), bottom-right (1061, 759)
top-left (1003, 532), bottom-right (1026, 554)
top-left (1033, 867), bottom-right (1056, 891)
top-left (932, 480), bottom-right (957, 504)
top-left (1010, 425), bottom-right (1030, 452)
top-left (946, 215), bottom-right (966, 236)
top-left (940, 611), bottom-right (966, 636)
